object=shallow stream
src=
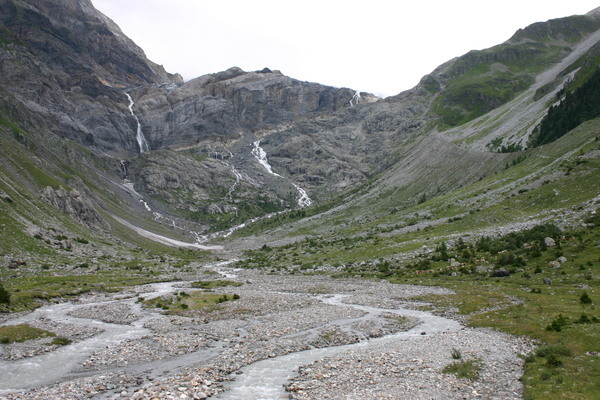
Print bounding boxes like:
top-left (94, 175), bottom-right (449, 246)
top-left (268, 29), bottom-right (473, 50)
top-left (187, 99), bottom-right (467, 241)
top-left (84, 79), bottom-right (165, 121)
top-left (214, 294), bottom-right (462, 400)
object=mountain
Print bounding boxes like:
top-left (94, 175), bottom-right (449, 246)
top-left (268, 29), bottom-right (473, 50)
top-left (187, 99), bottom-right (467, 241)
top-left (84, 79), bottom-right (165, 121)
top-left (0, 0), bottom-right (598, 261)
top-left (1, 1), bottom-right (599, 398)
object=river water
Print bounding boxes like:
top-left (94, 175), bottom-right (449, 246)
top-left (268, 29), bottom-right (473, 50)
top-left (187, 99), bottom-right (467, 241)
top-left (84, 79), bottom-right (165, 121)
top-left (0, 280), bottom-right (461, 398)
top-left (215, 294), bottom-right (461, 400)
top-left (0, 282), bottom-right (180, 392)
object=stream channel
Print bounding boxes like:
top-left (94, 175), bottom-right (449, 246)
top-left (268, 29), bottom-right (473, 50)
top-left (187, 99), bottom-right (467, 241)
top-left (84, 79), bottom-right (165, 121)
top-left (214, 294), bottom-right (461, 400)
top-left (0, 282), bottom-right (192, 393)
top-left (0, 278), bottom-right (461, 398)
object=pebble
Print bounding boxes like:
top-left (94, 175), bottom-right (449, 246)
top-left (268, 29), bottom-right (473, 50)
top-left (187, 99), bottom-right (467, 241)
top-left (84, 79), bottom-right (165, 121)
top-left (0, 269), bottom-right (534, 400)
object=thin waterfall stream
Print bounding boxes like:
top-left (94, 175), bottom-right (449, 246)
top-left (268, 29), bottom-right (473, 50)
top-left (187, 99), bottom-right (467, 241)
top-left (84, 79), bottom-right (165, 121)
top-left (251, 140), bottom-right (313, 207)
top-left (125, 92), bottom-right (150, 153)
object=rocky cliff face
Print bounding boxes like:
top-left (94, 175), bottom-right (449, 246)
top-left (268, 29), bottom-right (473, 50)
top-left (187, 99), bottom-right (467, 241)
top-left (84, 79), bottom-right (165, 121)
top-left (1, 0), bottom-right (600, 246)
top-left (0, 0), bottom-right (181, 156)
top-left (133, 67), bottom-right (379, 150)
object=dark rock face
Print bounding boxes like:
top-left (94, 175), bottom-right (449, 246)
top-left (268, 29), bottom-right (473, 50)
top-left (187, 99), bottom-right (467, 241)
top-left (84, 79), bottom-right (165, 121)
top-left (134, 67), bottom-right (378, 150)
top-left (0, 0), bottom-right (181, 156)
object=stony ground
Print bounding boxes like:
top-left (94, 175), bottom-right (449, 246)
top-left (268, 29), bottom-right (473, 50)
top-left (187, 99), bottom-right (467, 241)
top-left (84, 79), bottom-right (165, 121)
top-left (0, 268), bottom-right (534, 400)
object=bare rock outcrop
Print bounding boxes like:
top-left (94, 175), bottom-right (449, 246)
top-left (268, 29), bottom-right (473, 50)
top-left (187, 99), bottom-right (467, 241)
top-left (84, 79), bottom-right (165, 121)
top-left (133, 67), bottom-right (379, 150)
top-left (41, 186), bottom-right (108, 229)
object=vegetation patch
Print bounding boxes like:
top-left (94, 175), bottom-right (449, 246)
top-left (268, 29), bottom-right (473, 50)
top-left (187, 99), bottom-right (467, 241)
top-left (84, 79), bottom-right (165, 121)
top-left (142, 290), bottom-right (240, 314)
top-left (0, 324), bottom-right (56, 344)
top-left (442, 358), bottom-right (481, 381)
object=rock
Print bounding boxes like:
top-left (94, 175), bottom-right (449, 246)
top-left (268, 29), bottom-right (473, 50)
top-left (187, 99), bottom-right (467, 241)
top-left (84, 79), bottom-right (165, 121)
top-left (0, 192), bottom-right (14, 203)
top-left (557, 256), bottom-right (568, 264)
top-left (548, 261), bottom-right (561, 269)
top-left (41, 186), bottom-right (108, 229)
top-left (135, 67), bottom-right (373, 150)
top-left (8, 259), bottom-right (26, 269)
top-left (476, 265), bottom-right (493, 273)
top-left (205, 204), bottom-right (222, 215)
top-left (543, 277), bottom-right (552, 285)
top-left (544, 237), bottom-right (556, 247)
top-left (493, 268), bottom-right (510, 277)
top-left (0, 0), bottom-right (181, 156)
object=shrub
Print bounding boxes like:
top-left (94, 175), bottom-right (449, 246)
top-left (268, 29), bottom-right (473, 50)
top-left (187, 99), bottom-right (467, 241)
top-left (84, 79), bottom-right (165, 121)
top-left (575, 314), bottom-right (591, 324)
top-left (217, 295), bottom-right (229, 303)
top-left (546, 314), bottom-right (569, 332)
top-left (546, 354), bottom-right (563, 367)
top-left (535, 344), bottom-right (571, 358)
top-left (0, 282), bottom-right (9, 305)
top-left (451, 348), bottom-right (462, 360)
top-left (580, 291), bottom-right (592, 305)
top-left (442, 359), bottom-right (480, 381)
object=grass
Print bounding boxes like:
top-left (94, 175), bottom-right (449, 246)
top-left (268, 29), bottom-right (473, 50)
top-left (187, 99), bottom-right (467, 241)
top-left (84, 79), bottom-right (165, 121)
top-left (385, 220), bottom-right (600, 399)
top-left (142, 290), bottom-right (241, 314)
top-left (1, 272), bottom-right (164, 312)
top-left (50, 337), bottom-right (72, 346)
top-left (442, 359), bottom-right (481, 381)
top-left (0, 323), bottom-right (56, 344)
top-left (234, 214), bottom-right (599, 399)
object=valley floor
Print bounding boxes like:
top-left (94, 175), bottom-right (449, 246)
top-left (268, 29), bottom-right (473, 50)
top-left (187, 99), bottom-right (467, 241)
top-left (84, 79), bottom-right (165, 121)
top-left (0, 267), bottom-right (534, 400)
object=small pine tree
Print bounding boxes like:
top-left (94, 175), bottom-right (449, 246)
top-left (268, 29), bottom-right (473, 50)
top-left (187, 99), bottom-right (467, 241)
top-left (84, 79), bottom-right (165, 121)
top-left (0, 282), bottom-right (10, 305)
top-left (580, 291), bottom-right (593, 305)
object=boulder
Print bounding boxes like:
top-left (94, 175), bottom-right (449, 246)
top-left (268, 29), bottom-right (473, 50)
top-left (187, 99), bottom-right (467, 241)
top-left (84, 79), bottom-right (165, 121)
top-left (0, 192), bottom-right (14, 203)
top-left (544, 237), bottom-right (556, 247)
top-left (493, 268), bottom-right (510, 277)
top-left (548, 261), bottom-right (561, 269)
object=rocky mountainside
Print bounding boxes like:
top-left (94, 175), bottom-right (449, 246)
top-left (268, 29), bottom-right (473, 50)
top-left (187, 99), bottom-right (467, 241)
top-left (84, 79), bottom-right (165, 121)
top-left (0, 0), bottom-right (599, 259)
top-left (1, 4), bottom-right (599, 399)
top-left (0, 0), bottom-right (181, 156)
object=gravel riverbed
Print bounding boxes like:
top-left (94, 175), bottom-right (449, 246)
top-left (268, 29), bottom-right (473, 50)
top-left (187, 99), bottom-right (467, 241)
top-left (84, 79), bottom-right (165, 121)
top-left (0, 269), bottom-right (534, 400)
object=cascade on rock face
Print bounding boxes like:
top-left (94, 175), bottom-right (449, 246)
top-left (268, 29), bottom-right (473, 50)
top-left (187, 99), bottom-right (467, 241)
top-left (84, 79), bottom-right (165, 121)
top-left (125, 92), bottom-right (150, 153)
top-left (251, 140), bottom-right (282, 177)
top-left (251, 140), bottom-right (313, 208)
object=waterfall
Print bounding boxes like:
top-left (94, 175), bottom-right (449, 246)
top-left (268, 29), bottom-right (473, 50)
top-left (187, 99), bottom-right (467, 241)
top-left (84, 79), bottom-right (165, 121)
top-left (125, 92), bottom-right (150, 153)
top-left (292, 183), bottom-right (313, 207)
top-left (251, 140), bottom-right (282, 177)
top-left (251, 140), bottom-right (313, 208)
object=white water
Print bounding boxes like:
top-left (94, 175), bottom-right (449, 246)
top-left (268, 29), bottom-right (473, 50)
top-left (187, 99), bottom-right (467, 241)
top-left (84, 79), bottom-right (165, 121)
top-left (0, 282), bottom-right (182, 393)
top-left (207, 146), bottom-right (251, 203)
top-left (251, 140), bottom-right (313, 208)
top-left (251, 140), bottom-right (282, 178)
top-left (117, 176), bottom-right (213, 247)
top-left (349, 90), bottom-right (361, 107)
top-left (216, 294), bottom-right (461, 400)
top-left (292, 183), bottom-right (313, 208)
top-left (125, 92), bottom-right (150, 153)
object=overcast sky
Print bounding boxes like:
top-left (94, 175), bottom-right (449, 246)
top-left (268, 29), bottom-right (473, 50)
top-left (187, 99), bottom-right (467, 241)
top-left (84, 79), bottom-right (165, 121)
top-left (91, 1), bottom-right (599, 97)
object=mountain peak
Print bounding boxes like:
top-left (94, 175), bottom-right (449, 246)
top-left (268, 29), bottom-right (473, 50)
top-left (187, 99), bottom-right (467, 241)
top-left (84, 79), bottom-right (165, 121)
top-left (587, 6), bottom-right (600, 17)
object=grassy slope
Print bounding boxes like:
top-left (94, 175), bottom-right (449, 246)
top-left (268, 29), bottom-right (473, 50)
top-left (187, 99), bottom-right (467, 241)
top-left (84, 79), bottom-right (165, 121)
top-left (0, 115), bottom-right (217, 313)
top-left (232, 119), bottom-right (600, 398)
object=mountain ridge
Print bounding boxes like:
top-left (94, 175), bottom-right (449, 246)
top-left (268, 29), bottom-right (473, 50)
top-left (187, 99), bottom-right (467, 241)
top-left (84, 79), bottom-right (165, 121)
top-left (0, 0), bottom-right (598, 256)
